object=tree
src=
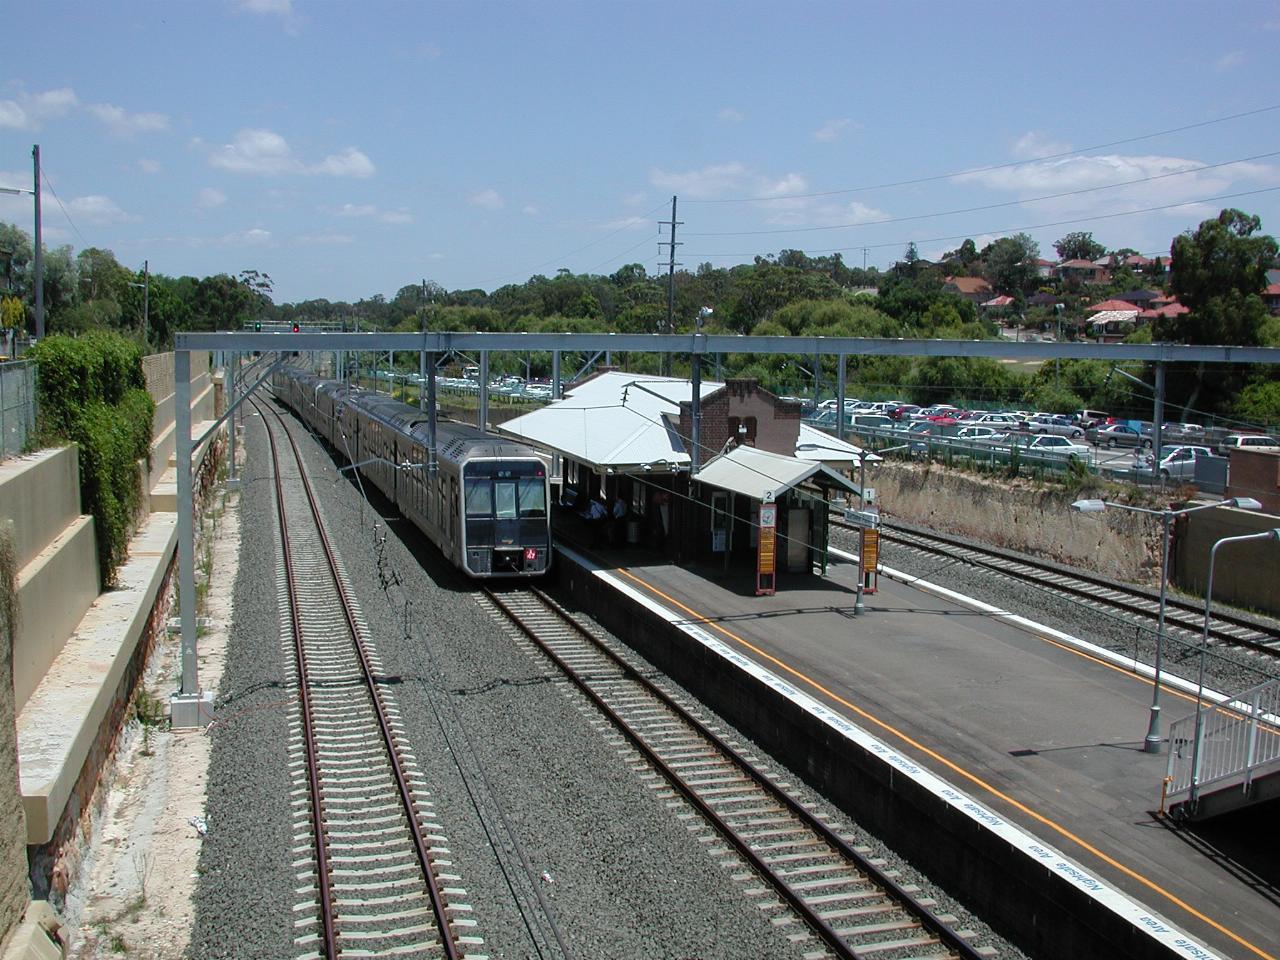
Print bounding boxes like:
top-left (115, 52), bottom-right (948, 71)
top-left (983, 234), bottom-right (1040, 297)
top-left (1054, 232), bottom-right (1106, 262)
top-left (1164, 208), bottom-right (1278, 346)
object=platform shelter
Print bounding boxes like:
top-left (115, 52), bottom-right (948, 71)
top-left (497, 371), bottom-right (868, 582)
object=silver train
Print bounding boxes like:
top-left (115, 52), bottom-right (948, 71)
top-left (272, 366), bottom-right (552, 578)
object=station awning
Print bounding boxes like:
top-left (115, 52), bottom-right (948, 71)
top-left (693, 445), bottom-right (860, 502)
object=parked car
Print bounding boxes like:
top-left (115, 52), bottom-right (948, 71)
top-left (970, 413), bottom-right (1019, 429)
top-left (849, 414), bottom-right (894, 430)
top-left (1139, 444), bottom-right (1215, 481)
top-left (1018, 434), bottom-right (1092, 459)
top-left (955, 426), bottom-right (998, 441)
top-left (1218, 434), bottom-right (1280, 455)
top-left (1088, 423), bottom-right (1152, 449)
top-left (1023, 414), bottom-right (1086, 439)
top-left (1074, 409), bottom-right (1111, 429)
top-left (889, 403), bottom-right (922, 421)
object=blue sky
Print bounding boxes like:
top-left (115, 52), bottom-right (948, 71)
top-left (3, 1), bottom-right (1279, 304)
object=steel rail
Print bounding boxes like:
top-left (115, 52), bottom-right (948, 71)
top-left (838, 517), bottom-right (1280, 656)
top-left (260, 399), bottom-right (338, 960)
top-left (258, 397), bottom-right (462, 960)
top-left (486, 584), bottom-right (987, 960)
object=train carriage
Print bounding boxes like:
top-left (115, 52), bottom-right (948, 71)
top-left (271, 366), bottom-right (551, 578)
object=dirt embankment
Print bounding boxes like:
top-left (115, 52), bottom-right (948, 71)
top-left (871, 462), bottom-right (1161, 584)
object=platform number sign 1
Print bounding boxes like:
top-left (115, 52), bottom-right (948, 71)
top-left (757, 500), bottom-right (777, 596)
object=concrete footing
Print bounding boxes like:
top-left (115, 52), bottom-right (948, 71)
top-left (169, 691), bottom-right (215, 730)
top-left (0, 902), bottom-right (66, 960)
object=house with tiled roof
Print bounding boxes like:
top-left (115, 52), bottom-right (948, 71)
top-left (1112, 289), bottom-right (1164, 308)
top-left (1035, 259), bottom-right (1056, 279)
top-left (942, 276), bottom-right (993, 303)
top-left (1264, 282), bottom-right (1280, 316)
top-left (1055, 259), bottom-right (1109, 284)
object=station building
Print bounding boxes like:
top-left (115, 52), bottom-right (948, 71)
top-left (497, 372), bottom-right (871, 584)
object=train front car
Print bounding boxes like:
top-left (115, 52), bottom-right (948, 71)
top-left (459, 451), bottom-right (551, 577)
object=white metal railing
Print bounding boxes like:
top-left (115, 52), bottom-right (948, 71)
top-left (1165, 676), bottom-right (1280, 807)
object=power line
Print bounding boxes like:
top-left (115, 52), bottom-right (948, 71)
top-left (681, 185), bottom-right (1280, 261)
top-left (476, 201), bottom-right (669, 288)
top-left (681, 150), bottom-right (1280, 239)
top-left (684, 103), bottom-right (1280, 205)
top-left (40, 168), bottom-right (87, 247)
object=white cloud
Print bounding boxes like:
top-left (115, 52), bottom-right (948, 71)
top-left (599, 215), bottom-right (650, 230)
top-left (1011, 131), bottom-right (1071, 160)
top-left (209, 129), bottom-right (375, 177)
top-left (210, 128), bottom-right (298, 174)
top-left (297, 231), bottom-right (354, 245)
top-left (0, 87), bottom-right (79, 129)
top-left (760, 196), bottom-right (890, 229)
top-left (953, 152), bottom-right (1280, 219)
top-left (423, 252), bottom-right (445, 261)
top-left (325, 202), bottom-right (412, 223)
top-left (622, 192), bottom-right (646, 207)
top-left (522, 204), bottom-right (539, 216)
top-left (469, 188), bottom-right (504, 210)
top-left (312, 147), bottom-right (375, 178)
top-left (0, 170), bottom-right (29, 221)
top-left (136, 158), bottom-right (161, 174)
top-left (197, 187), bottom-right (227, 208)
top-left (89, 103), bottom-right (170, 137)
top-left (813, 118), bottom-right (854, 142)
top-left (237, 0), bottom-right (292, 13)
top-left (717, 107), bottom-right (744, 124)
top-left (1216, 50), bottom-right (1245, 70)
top-left (227, 227), bottom-right (272, 245)
top-left (67, 195), bottom-right (130, 224)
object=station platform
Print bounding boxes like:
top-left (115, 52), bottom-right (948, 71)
top-left (553, 528), bottom-right (1280, 960)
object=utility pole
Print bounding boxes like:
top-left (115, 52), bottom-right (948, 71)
top-left (658, 195), bottom-right (681, 376)
top-left (141, 260), bottom-right (149, 344)
top-left (33, 145), bottom-right (44, 341)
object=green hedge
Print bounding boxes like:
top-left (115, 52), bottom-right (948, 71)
top-left (30, 334), bottom-right (154, 587)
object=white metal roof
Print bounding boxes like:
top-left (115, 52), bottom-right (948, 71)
top-left (694, 444), bottom-right (860, 501)
top-left (496, 371), bottom-right (724, 470)
top-left (794, 424), bottom-right (882, 466)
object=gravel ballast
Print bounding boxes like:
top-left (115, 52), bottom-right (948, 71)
top-left (194, 405), bottom-right (851, 959)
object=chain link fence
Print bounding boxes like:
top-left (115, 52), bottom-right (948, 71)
top-left (0, 360), bottom-right (35, 460)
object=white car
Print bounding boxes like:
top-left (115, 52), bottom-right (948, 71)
top-left (1020, 435), bottom-right (1092, 458)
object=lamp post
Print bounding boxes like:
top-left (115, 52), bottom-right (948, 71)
top-left (1188, 528), bottom-right (1280, 807)
top-left (128, 259), bottom-right (149, 346)
top-left (0, 145), bottom-right (42, 339)
top-left (1070, 496), bottom-right (1262, 753)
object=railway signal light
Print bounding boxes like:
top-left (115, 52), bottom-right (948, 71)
top-left (254, 321), bottom-right (262, 332)
top-left (292, 322), bottom-right (300, 333)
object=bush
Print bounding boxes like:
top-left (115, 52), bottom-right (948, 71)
top-left (30, 333), bottom-right (153, 587)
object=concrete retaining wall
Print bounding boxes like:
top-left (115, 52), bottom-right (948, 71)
top-left (1175, 505), bottom-right (1280, 613)
top-left (555, 553), bottom-right (1190, 960)
top-left (870, 461), bottom-right (1162, 585)
top-left (0, 450), bottom-right (99, 714)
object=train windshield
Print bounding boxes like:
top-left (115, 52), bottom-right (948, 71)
top-left (464, 462), bottom-right (546, 519)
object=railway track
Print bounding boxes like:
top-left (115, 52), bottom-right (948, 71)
top-left (480, 584), bottom-right (993, 960)
top-left (834, 517), bottom-right (1280, 658)
top-left (256, 399), bottom-right (481, 960)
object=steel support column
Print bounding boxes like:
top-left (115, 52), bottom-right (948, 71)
top-left (171, 349), bottom-right (213, 727)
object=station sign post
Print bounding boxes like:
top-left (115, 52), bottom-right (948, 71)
top-left (757, 498), bottom-right (777, 596)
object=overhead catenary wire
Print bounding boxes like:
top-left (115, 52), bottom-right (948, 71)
top-left (683, 103), bottom-right (1280, 205)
